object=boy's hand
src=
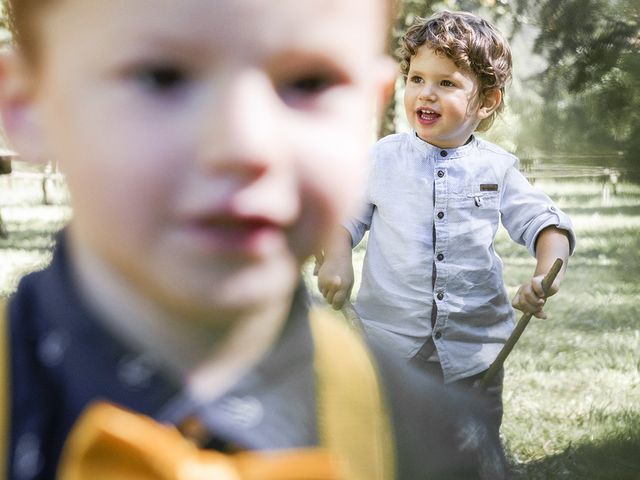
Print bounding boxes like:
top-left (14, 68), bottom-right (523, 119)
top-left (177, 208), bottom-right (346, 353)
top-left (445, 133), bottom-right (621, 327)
top-left (514, 226), bottom-right (570, 319)
top-left (316, 258), bottom-right (354, 310)
top-left (511, 274), bottom-right (560, 319)
top-left (314, 227), bottom-right (354, 310)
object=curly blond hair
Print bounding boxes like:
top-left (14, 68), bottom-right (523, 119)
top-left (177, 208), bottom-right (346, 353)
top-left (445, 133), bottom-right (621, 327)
top-left (398, 10), bottom-right (512, 131)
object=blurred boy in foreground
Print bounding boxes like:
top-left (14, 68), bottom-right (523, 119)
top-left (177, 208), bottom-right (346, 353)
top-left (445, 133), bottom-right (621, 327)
top-left (0, 1), bottom-right (507, 478)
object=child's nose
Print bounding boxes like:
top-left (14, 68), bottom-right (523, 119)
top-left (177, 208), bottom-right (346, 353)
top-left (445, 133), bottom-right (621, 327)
top-left (418, 83), bottom-right (437, 101)
top-left (198, 69), bottom-right (286, 176)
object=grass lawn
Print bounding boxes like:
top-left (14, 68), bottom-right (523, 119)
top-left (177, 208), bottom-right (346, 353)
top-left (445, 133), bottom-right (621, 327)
top-left (496, 180), bottom-right (640, 479)
top-left (2, 171), bottom-right (639, 478)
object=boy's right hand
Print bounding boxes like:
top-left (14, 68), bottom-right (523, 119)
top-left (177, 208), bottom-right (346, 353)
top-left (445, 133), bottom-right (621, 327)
top-left (315, 253), bottom-right (354, 310)
top-left (511, 275), bottom-right (549, 319)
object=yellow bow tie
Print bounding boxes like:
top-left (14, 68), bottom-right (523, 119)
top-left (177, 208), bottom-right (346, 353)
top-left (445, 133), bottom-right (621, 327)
top-left (57, 402), bottom-right (341, 480)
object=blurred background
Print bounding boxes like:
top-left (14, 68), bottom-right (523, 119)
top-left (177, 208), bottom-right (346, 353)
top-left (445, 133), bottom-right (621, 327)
top-left (1, 0), bottom-right (639, 478)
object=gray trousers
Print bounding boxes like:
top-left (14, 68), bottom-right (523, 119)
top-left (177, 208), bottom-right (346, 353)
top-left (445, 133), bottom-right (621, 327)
top-left (411, 358), bottom-right (504, 435)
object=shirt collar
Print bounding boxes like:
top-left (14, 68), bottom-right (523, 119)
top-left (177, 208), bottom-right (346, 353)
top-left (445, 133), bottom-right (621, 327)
top-left (409, 130), bottom-right (478, 159)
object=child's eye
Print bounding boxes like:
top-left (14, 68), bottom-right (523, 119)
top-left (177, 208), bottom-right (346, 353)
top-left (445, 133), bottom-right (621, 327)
top-left (409, 75), bottom-right (424, 84)
top-left (281, 73), bottom-right (340, 99)
top-left (288, 75), bottom-right (335, 95)
top-left (441, 79), bottom-right (455, 87)
top-left (133, 65), bottom-right (188, 94)
top-left (277, 72), bottom-right (343, 108)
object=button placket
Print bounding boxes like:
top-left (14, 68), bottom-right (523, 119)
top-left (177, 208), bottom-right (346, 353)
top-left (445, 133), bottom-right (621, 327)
top-left (433, 166), bottom-right (447, 267)
top-left (432, 161), bottom-right (449, 342)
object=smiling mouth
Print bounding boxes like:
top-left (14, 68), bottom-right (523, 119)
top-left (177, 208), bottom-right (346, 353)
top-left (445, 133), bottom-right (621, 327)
top-left (417, 107), bottom-right (441, 121)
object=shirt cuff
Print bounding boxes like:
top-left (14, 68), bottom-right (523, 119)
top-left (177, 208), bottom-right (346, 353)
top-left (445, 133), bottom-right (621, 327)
top-left (528, 205), bottom-right (576, 257)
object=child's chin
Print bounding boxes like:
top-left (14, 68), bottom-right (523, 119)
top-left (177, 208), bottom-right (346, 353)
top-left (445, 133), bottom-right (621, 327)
top-left (212, 264), bottom-right (298, 310)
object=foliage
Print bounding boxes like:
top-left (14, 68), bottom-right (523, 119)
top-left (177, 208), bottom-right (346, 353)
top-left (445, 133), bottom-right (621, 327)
top-left (514, 0), bottom-right (640, 176)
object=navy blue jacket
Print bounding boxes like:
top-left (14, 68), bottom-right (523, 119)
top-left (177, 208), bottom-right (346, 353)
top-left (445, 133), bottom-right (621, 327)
top-left (6, 236), bottom-right (508, 479)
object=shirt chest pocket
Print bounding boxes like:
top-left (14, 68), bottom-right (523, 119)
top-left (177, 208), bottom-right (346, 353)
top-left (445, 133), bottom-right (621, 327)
top-left (450, 182), bottom-right (500, 210)
top-left (447, 182), bottom-right (501, 242)
top-left (466, 183), bottom-right (500, 209)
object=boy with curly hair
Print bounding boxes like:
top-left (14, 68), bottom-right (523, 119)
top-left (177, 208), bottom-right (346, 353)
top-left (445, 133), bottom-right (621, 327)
top-left (318, 10), bottom-right (576, 432)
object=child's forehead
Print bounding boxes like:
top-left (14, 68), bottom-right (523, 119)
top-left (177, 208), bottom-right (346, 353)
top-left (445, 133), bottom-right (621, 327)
top-left (38, 0), bottom-right (386, 61)
top-left (42, 0), bottom-right (384, 36)
top-left (410, 47), bottom-right (457, 71)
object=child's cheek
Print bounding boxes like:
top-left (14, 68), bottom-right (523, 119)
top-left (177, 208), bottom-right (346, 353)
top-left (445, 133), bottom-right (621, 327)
top-left (288, 143), bottom-right (364, 262)
top-left (306, 134), bottom-right (366, 217)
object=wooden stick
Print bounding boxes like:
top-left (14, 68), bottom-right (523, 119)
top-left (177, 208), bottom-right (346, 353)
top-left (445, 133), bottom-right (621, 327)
top-left (478, 258), bottom-right (564, 390)
top-left (340, 300), bottom-right (365, 334)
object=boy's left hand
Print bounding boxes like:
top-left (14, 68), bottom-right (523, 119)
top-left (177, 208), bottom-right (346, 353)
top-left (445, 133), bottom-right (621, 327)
top-left (511, 274), bottom-right (559, 319)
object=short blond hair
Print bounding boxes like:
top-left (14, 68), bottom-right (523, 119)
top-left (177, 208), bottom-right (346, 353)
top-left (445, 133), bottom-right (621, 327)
top-left (398, 11), bottom-right (512, 131)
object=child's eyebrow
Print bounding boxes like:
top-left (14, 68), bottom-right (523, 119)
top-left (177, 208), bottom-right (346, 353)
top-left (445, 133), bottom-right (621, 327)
top-left (104, 19), bottom-right (233, 61)
top-left (408, 67), bottom-right (441, 76)
top-left (267, 49), bottom-right (348, 71)
top-left (119, 34), bottom-right (217, 57)
top-left (409, 65), bottom-right (466, 79)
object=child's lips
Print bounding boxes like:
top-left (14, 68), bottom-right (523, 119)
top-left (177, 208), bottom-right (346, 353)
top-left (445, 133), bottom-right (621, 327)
top-left (416, 107), bottom-right (441, 125)
top-left (178, 213), bottom-right (286, 257)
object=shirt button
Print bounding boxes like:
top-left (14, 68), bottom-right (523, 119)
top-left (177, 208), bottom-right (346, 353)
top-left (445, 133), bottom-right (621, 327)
top-left (436, 292), bottom-right (444, 300)
top-left (117, 355), bottom-right (156, 389)
top-left (437, 211), bottom-right (444, 219)
top-left (38, 331), bottom-right (69, 367)
top-left (15, 433), bottom-right (43, 478)
top-left (436, 253), bottom-right (444, 261)
top-left (434, 331), bottom-right (442, 340)
top-left (437, 170), bottom-right (445, 178)
top-left (440, 150), bottom-right (447, 157)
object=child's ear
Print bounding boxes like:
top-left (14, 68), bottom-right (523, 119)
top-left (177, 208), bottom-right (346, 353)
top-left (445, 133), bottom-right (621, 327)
top-left (374, 55), bottom-right (399, 116)
top-left (478, 88), bottom-right (502, 119)
top-left (0, 50), bottom-right (48, 164)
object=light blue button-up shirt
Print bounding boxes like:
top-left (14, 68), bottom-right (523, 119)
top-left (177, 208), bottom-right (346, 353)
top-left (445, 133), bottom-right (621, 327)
top-left (344, 131), bottom-right (576, 383)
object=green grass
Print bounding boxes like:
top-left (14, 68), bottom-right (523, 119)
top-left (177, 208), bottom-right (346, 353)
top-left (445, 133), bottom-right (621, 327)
top-left (495, 180), bottom-right (640, 478)
top-left (2, 174), bottom-right (640, 478)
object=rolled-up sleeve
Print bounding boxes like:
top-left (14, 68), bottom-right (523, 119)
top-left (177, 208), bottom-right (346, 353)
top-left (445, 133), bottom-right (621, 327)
top-left (500, 166), bottom-right (576, 257)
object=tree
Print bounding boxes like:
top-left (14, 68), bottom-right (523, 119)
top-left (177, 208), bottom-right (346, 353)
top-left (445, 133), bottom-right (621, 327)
top-left (509, 0), bottom-right (639, 173)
